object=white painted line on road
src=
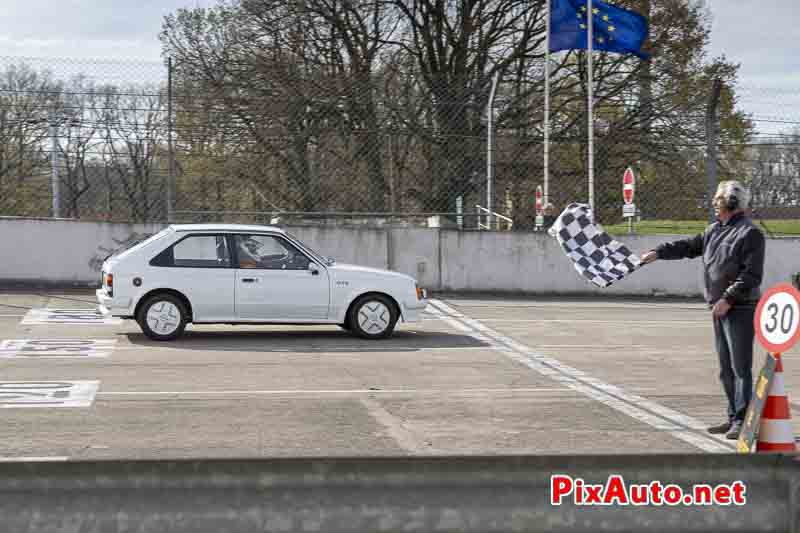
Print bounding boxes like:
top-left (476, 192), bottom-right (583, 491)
top-left (0, 456), bottom-right (69, 462)
top-left (429, 299), bottom-right (734, 453)
top-left (0, 381), bottom-right (100, 408)
top-left (479, 319), bottom-right (708, 326)
top-left (21, 308), bottom-right (121, 325)
top-left (0, 339), bottom-right (116, 358)
top-left (0, 314), bottom-right (25, 317)
top-left (98, 387), bottom-right (571, 396)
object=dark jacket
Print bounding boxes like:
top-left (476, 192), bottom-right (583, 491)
top-left (655, 212), bottom-right (765, 306)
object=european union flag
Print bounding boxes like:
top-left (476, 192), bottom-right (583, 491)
top-left (549, 0), bottom-right (650, 59)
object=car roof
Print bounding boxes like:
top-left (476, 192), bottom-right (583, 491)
top-left (169, 224), bottom-right (286, 234)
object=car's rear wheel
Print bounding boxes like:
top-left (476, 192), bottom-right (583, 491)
top-left (137, 293), bottom-right (188, 341)
top-left (348, 294), bottom-right (398, 339)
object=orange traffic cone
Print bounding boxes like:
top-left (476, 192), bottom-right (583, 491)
top-left (757, 356), bottom-right (797, 452)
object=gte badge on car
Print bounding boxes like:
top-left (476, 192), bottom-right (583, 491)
top-left (96, 224), bottom-right (428, 341)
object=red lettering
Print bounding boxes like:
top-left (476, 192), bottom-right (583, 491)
top-left (630, 484), bottom-right (649, 505)
top-left (575, 478), bottom-right (583, 504)
top-left (693, 484), bottom-right (713, 505)
top-left (650, 481), bottom-right (663, 505)
top-left (732, 481), bottom-right (747, 505)
top-left (550, 475), bottom-right (573, 505)
top-left (585, 484), bottom-right (603, 504)
top-left (663, 485), bottom-right (682, 505)
top-left (603, 475), bottom-right (629, 505)
top-left (714, 485), bottom-right (731, 505)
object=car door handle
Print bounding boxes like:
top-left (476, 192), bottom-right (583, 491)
top-left (241, 278), bottom-right (258, 283)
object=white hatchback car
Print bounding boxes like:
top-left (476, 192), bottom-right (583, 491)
top-left (96, 224), bottom-right (428, 341)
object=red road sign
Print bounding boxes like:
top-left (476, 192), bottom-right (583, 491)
top-left (623, 167), bottom-right (635, 205)
top-left (535, 186), bottom-right (543, 215)
top-left (754, 283), bottom-right (800, 353)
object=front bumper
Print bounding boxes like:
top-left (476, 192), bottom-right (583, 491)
top-left (402, 295), bottom-right (429, 322)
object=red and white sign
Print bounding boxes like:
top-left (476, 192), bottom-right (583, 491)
top-left (623, 167), bottom-right (635, 205)
top-left (754, 283), bottom-right (800, 353)
top-left (535, 185), bottom-right (543, 215)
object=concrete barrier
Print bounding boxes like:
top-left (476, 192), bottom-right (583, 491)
top-left (1, 216), bottom-right (798, 297)
top-left (1, 454), bottom-right (799, 532)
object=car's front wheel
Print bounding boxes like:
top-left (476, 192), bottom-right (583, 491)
top-left (348, 294), bottom-right (398, 339)
top-left (137, 294), bottom-right (188, 341)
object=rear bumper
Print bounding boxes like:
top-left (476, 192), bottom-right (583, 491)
top-left (96, 289), bottom-right (133, 317)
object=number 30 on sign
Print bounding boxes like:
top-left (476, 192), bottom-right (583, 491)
top-left (754, 283), bottom-right (800, 354)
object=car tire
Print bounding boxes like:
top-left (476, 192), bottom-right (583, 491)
top-left (348, 294), bottom-right (398, 340)
top-left (137, 293), bottom-right (188, 341)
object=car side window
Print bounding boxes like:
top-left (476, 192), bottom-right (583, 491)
top-left (151, 235), bottom-right (231, 268)
top-left (235, 234), bottom-right (310, 271)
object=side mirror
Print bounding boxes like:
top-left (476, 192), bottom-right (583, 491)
top-left (325, 257), bottom-right (336, 267)
top-left (309, 263), bottom-right (320, 276)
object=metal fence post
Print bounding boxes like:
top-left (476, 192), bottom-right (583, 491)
top-left (49, 109), bottom-right (60, 218)
top-left (167, 57), bottom-right (175, 223)
top-left (706, 79), bottom-right (722, 223)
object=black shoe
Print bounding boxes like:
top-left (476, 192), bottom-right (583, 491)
top-left (726, 421), bottom-right (743, 440)
top-left (707, 421), bottom-right (732, 434)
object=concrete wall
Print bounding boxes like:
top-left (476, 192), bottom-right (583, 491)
top-left (1, 217), bottom-right (797, 297)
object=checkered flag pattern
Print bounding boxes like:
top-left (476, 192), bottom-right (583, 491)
top-left (548, 203), bottom-right (643, 288)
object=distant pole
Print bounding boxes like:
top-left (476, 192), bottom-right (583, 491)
top-left (706, 79), bottom-right (722, 224)
top-left (587, 0), bottom-right (595, 214)
top-left (167, 57), bottom-right (175, 223)
top-left (487, 72), bottom-right (499, 230)
top-left (544, 0), bottom-right (551, 209)
top-left (49, 109), bottom-right (60, 218)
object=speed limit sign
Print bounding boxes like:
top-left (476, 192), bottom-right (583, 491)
top-left (754, 283), bottom-right (800, 353)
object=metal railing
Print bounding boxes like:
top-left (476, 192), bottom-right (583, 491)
top-left (475, 204), bottom-right (514, 231)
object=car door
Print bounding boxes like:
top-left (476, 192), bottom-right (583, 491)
top-left (233, 233), bottom-right (330, 320)
top-left (149, 233), bottom-right (235, 321)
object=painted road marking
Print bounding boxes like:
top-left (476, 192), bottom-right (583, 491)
top-left (428, 299), bottom-right (734, 453)
top-left (21, 308), bottom-right (121, 325)
top-left (0, 339), bottom-right (116, 358)
top-left (98, 387), bottom-right (574, 396)
top-left (0, 381), bottom-right (100, 408)
top-left (0, 457), bottom-right (69, 462)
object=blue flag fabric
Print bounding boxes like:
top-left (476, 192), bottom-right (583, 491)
top-left (549, 0), bottom-right (649, 59)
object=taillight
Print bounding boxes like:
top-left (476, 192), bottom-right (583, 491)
top-left (416, 285), bottom-right (425, 300)
top-left (106, 274), bottom-right (113, 296)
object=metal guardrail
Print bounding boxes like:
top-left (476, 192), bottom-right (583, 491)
top-left (2, 454), bottom-right (799, 532)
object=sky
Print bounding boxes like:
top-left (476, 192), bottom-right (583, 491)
top-left (0, 0), bottom-right (797, 133)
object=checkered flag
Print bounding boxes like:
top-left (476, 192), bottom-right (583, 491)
top-left (548, 203), bottom-right (642, 288)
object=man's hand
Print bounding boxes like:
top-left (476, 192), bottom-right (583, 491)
top-left (640, 251), bottom-right (658, 265)
top-left (712, 299), bottom-right (732, 318)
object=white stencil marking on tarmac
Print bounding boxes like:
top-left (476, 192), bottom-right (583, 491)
top-left (21, 308), bottom-right (121, 325)
top-left (428, 300), bottom-right (733, 453)
top-left (0, 381), bottom-right (100, 408)
top-left (0, 339), bottom-right (116, 358)
top-left (0, 457), bottom-right (69, 462)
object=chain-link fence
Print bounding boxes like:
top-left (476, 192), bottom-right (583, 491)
top-left (1, 50), bottom-right (798, 234)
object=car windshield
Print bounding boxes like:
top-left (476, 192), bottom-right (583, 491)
top-left (286, 232), bottom-right (330, 264)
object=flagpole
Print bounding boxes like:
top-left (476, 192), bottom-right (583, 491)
top-left (587, 0), bottom-right (595, 213)
top-left (544, 0), bottom-right (551, 210)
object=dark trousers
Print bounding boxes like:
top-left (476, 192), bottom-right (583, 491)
top-left (712, 305), bottom-right (755, 423)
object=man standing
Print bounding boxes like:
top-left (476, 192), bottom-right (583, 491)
top-left (640, 180), bottom-right (765, 440)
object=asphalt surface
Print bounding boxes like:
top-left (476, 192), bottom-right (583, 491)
top-left (1, 291), bottom-right (798, 460)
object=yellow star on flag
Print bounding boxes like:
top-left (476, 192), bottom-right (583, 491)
top-left (593, 8), bottom-right (599, 14)
top-left (608, 25), bottom-right (615, 32)
top-left (580, 23), bottom-right (586, 29)
top-left (602, 15), bottom-right (609, 21)
top-left (597, 36), bottom-right (605, 43)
